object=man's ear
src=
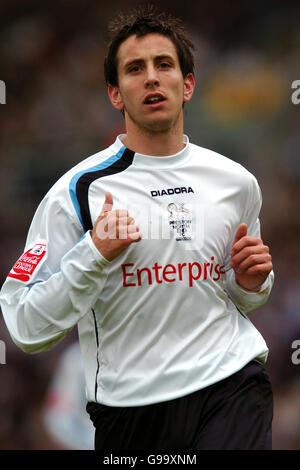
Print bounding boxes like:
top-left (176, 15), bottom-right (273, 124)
top-left (183, 73), bottom-right (195, 103)
top-left (108, 84), bottom-right (124, 111)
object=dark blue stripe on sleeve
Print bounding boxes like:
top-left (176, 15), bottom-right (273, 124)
top-left (69, 147), bottom-right (135, 231)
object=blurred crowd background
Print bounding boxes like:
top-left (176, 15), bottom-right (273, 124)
top-left (0, 0), bottom-right (300, 450)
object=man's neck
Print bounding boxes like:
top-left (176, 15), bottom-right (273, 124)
top-left (122, 116), bottom-right (185, 156)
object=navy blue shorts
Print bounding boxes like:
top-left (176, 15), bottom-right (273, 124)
top-left (86, 360), bottom-right (273, 450)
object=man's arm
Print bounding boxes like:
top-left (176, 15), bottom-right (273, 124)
top-left (0, 190), bottom-right (108, 353)
top-left (224, 175), bottom-right (274, 313)
top-left (230, 222), bottom-right (273, 292)
top-left (0, 190), bottom-right (141, 354)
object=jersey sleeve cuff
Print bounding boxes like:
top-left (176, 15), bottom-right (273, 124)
top-left (85, 230), bottom-right (110, 266)
top-left (225, 269), bottom-right (274, 312)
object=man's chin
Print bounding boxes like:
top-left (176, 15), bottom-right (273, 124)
top-left (142, 117), bottom-right (176, 134)
top-left (125, 109), bottom-right (180, 134)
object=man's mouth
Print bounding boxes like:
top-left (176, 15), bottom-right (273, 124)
top-left (144, 94), bottom-right (166, 105)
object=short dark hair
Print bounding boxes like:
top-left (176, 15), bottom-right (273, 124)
top-left (104, 5), bottom-right (195, 87)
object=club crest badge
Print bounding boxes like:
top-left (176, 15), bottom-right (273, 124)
top-left (168, 203), bottom-right (192, 241)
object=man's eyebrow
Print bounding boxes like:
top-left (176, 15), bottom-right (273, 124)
top-left (154, 54), bottom-right (175, 62)
top-left (123, 54), bottom-right (175, 69)
top-left (123, 58), bottom-right (144, 69)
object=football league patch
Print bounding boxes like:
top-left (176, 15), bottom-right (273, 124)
top-left (8, 243), bottom-right (47, 282)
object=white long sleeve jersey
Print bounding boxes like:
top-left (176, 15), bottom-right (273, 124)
top-left (0, 135), bottom-right (274, 407)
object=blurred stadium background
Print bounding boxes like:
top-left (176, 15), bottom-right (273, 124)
top-left (0, 0), bottom-right (300, 449)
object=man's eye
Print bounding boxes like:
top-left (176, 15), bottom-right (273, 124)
top-left (129, 66), bottom-right (140, 73)
top-left (159, 62), bottom-right (171, 68)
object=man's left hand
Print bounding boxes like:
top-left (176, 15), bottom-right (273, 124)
top-left (229, 223), bottom-right (273, 292)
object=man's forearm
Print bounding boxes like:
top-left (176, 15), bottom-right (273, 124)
top-left (225, 268), bottom-right (274, 313)
top-left (0, 232), bottom-right (109, 353)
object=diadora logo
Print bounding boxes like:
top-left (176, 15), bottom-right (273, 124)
top-left (150, 186), bottom-right (194, 197)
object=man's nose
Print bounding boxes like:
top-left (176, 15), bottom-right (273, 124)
top-left (144, 65), bottom-right (159, 87)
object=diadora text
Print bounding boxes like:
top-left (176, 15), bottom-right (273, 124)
top-left (151, 187), bottom-right (194, 197)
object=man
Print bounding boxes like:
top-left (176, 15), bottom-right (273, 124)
top-left (0, 7), bottom-right (274, 450)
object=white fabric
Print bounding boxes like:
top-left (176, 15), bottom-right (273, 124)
top-left (0, 135), bottom-right (274, 406)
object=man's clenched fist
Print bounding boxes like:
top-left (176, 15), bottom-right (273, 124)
top-left (91, 192), bottom-right (142, 261)
top-left (230, 223), bottom-right (273, 292)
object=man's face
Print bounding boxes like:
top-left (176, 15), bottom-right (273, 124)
top-left (108, 33), bottom-right (194, 134)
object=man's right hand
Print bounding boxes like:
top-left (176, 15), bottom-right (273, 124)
top-left (91, 192), bottom-right (142, 261)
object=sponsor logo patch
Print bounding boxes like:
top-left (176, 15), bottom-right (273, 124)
top-left (8, 244), bottom-right (46, 282)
